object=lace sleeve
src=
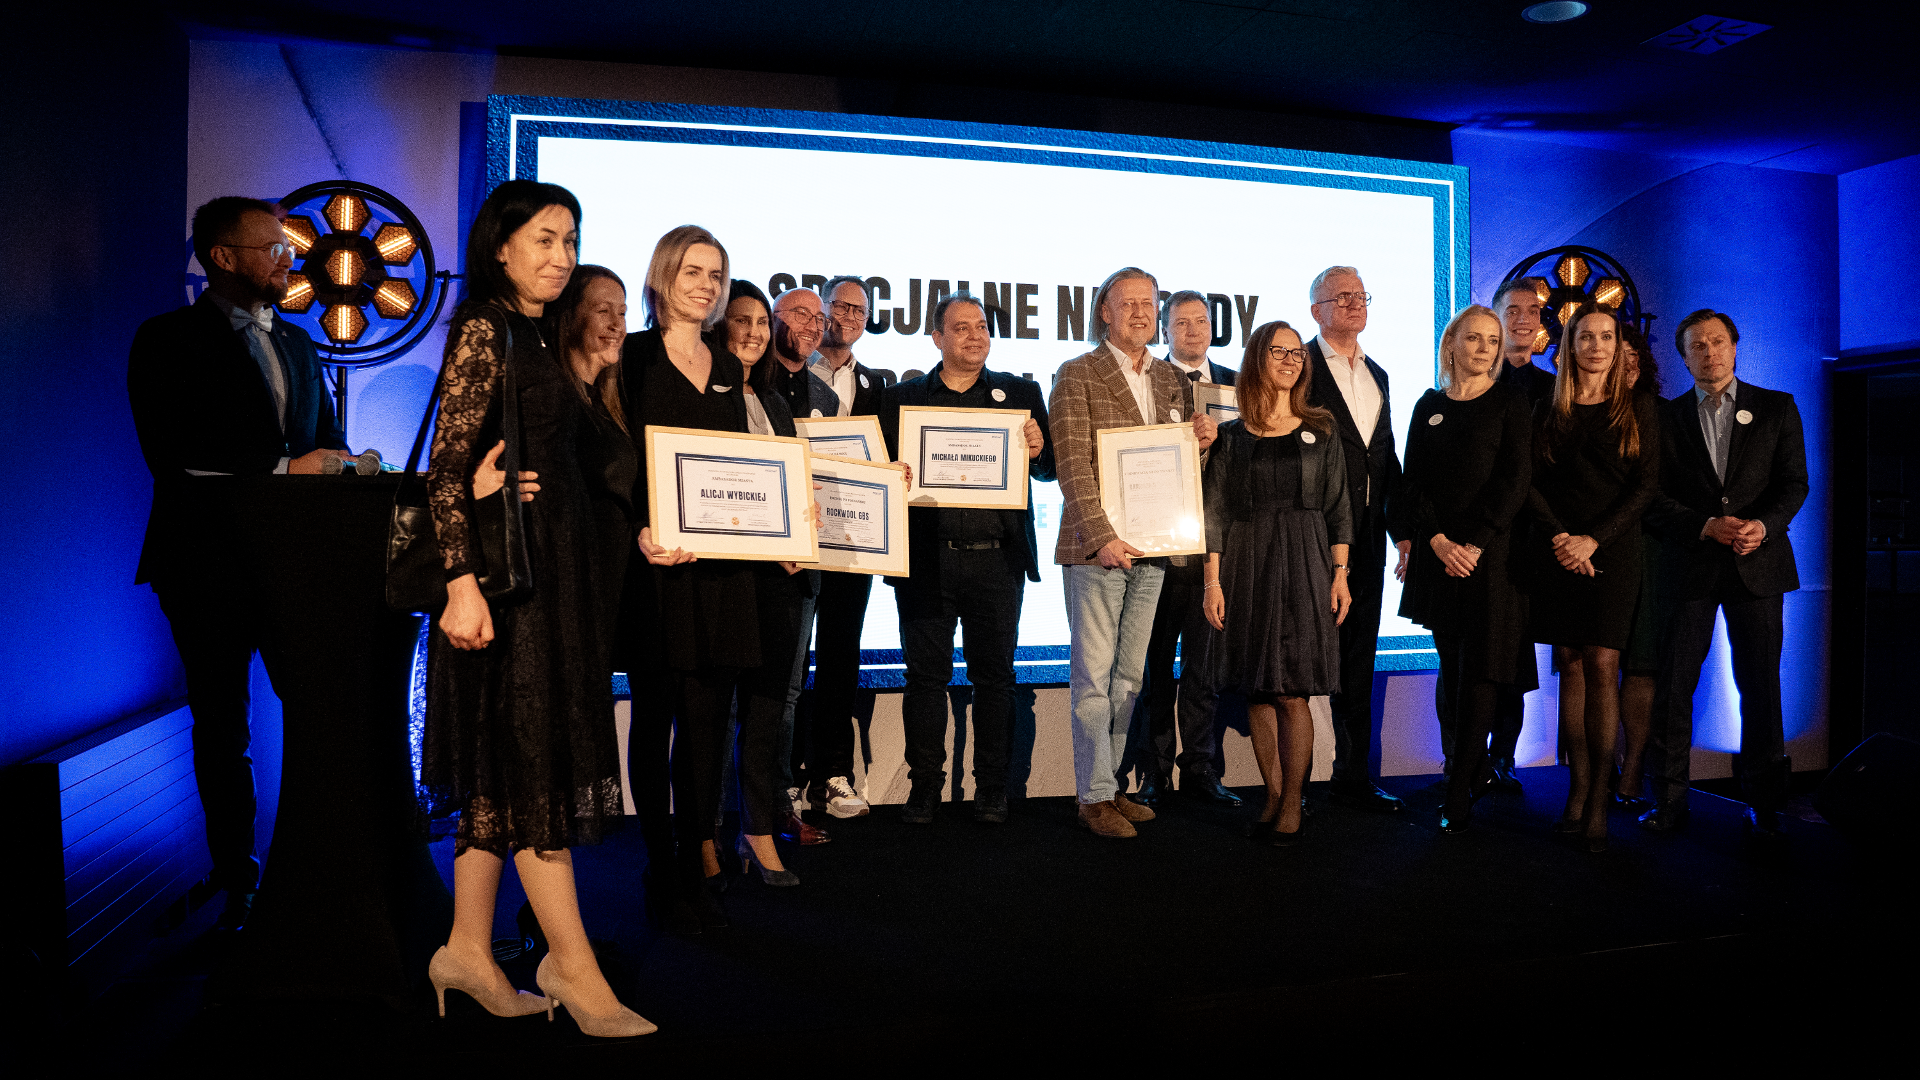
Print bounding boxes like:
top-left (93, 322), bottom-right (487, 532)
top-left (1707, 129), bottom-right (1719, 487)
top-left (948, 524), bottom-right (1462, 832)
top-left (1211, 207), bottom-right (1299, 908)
top-left (428, 313), bottom-right (504, 578)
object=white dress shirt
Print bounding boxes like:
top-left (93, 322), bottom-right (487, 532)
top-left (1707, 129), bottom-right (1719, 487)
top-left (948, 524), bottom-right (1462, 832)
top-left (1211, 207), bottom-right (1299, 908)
top-left (1170, 353), bottom-right (1212, 385)
top-left (810, 353), bottom-right (857, 417)
top-left (1109, 341), bottom-right (1158, 424)
top-left (1313, 334), bottom-right (1381, 445)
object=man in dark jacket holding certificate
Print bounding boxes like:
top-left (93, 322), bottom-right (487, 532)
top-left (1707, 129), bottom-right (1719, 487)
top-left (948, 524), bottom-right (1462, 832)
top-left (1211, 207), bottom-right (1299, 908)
top-left (880, 291), bottom-right (1053, 824)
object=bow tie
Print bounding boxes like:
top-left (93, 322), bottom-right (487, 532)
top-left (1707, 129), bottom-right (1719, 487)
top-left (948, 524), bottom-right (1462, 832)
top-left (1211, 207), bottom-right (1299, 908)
top-left (240, 307), bottom-right (275, 334)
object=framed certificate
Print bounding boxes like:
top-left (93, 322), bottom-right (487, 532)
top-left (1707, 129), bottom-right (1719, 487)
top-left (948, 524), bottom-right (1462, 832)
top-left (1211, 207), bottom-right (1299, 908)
top-left (793, 415), bottom-right (888, 463)
top-left (809, 456), bottom-right (910, 577)
top-left (643, 426), bottom-right (819, 562)
top-left (897, 405), bottom-right (1030, 510)
top-left (1096, 423), bottom-right (1205, 556)
top-left (1194, 383), bottom-right (1239, 423)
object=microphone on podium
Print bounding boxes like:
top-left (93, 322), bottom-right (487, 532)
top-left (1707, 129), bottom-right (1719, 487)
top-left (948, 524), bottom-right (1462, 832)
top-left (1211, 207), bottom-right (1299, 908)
top-left (320, 449), bottom-right (385, 476)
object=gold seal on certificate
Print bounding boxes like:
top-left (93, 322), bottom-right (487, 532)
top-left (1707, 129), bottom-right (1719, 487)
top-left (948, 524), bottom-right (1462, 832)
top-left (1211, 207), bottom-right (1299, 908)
top-left (643, 426), bottom-right (820, 562)
top-left (793, 415), bottom-right (887, 463)
top-left (1194, 383), bottom-right (1238, 423)
top-left (896, 405), bottom-right (1030, 510)
top-left (809, 456), bottom-right (910, 577)
top-left (1096, 423), bottom-right (1205, 556)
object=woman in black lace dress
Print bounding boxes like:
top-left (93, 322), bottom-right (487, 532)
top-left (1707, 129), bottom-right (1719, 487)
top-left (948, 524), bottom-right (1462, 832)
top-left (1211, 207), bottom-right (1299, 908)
top-left (422, 182), bottom-right (650, 1037)
top-left (1526, 302), bottom-right (1660, 852)
top-left (1201, 320), bottom-right (1352, 846)
top-left (1389, 305), bottom-right (1534, 833)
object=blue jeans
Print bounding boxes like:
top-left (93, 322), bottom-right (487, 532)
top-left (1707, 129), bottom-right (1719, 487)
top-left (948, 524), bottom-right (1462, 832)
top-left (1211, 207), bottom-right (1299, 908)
top-left (1063, 561), bottom-right (1165, 805)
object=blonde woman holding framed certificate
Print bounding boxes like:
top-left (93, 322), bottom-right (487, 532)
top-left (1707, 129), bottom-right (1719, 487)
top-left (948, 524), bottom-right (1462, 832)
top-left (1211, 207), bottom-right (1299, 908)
top-left (1201, 320), bottom-right (1353, 846)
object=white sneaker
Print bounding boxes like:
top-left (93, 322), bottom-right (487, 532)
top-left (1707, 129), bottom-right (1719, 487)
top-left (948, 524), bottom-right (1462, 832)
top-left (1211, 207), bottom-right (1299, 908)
top-left (820, 775), bottom-right (870, 819)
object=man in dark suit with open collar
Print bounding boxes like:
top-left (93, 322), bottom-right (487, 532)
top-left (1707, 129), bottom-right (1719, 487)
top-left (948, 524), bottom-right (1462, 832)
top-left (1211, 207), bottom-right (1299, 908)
top-left (1304, 265), bottom-right (1410, 813)
top-left (880, 291), bottom-right (1053, 824)
top-left (1127, 290), bottom-right (1241, 807)
top-left (127, 196), bottom-right (351, 930)
top-left (1640, 309), bottom-right (1807, 838)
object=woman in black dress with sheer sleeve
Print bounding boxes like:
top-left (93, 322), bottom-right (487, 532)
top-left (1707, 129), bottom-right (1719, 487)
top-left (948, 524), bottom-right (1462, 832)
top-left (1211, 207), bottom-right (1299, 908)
top-left (1201, 321), bottom-right (1352, 846)
top-left (422, 182), bottom-right (651, 1037)
top-left (1526, 303), bottom-right (1660, 852)
top-left (1390, 305), bottom-right (1535, 833)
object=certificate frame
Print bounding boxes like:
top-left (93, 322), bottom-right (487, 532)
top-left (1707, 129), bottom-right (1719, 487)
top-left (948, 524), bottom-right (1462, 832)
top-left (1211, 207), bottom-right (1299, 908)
top-left (808, 456), bottom-right (910, 577)
top-left (793, 415), bottom-right (888, 464)
top-left (1096, 423), bottom-right (1206, 557)
top-left (644, 425), bottom-right (819, 562)
top-left (1194, 383), bottom-right (1239, 423)
top-left (896, 405), bottom-right (1030, 510)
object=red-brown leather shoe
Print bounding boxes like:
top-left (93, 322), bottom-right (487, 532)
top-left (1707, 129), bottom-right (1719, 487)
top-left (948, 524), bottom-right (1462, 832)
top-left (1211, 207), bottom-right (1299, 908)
top-left (1112, 792), bottom-right (1157, 823)
top-left (780, 811), bottom-right (830, 845)
top-left (1078, 800), bottom-right (1137, 838)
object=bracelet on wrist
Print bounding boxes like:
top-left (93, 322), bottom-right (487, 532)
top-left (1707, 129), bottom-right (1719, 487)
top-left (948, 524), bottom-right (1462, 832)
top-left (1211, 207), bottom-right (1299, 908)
top-left (1332, 564), bottom-right (1348, 571)
top-left (1204, 581), bottom-right (1222, 590)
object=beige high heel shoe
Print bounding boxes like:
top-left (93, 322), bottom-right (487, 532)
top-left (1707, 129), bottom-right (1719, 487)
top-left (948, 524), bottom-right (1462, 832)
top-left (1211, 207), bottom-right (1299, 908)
top-left (536, 954), bottom-right (657, 1037)
top-left (429, 946), bottom-right (549, 1017)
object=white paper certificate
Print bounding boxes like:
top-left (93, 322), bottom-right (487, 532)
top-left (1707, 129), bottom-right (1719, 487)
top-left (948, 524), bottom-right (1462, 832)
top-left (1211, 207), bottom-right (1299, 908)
top-left (808, 455), bottom-right (910, 577)
top-left (792, 415), bottom-right (887, 463)
top-left (807, 434), bottom-right (875, 461)
top-left (896, 406), bottom-right (1031, 510)
top-left (919, 427), bottom-right (1011, 491)
top-left (676, 455), bottom-right (791, 537)
top-left (1096, 423), bottom-right (1205, 556)
top-left (1195, 383), bottom-right (1239, 422)
top-left (1118, 444), bottom-right (1184, 538)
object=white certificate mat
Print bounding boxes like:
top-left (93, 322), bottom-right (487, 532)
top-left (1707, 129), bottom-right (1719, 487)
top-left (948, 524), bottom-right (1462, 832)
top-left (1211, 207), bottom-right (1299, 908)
top-left (1195, 383), bottom-right (1239, 423)
top-left (897, 405), bottom-right (1030, 510)
top-left (793, 415), bottom-right (888, 464)
top-left (809, 456), bottom-right (910, 577)
top-left (1096, 423), bottom-right (1205, 557)
top-left (644, 426), bottom-right (819, 562)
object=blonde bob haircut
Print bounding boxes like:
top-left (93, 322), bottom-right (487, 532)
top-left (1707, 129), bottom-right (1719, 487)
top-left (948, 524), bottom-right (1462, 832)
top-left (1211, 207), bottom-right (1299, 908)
top-left (1437, 304), bottom-right (1503, 390)
top-left (643, 224), bottom-right (730, 331)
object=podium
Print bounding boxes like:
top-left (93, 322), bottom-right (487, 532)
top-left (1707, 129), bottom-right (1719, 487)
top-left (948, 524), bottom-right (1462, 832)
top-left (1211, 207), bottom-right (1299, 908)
top-left (219, 474), bottom-right (451, 1009)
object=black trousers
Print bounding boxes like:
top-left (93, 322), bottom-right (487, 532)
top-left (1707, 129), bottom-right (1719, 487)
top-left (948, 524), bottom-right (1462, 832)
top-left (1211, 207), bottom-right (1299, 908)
top-left (1648, 581), bottom-right (1787, 813)
top-left (1331, 529), bottom-right (1385, 786)
top-left (896, 546), bottom-right (1025, 794)
top-left (736, 574), bottom-right (809, 836)
top-left (1126, 557), bottom-right (1221, 782)
top-left (671, 669), bottom-right (739, 888)
top-left (1432, 631), bottom-right (1499, 810)
top-left (801, 570), bottom-right (872, 786)
top-left (157, 581), bottom-right (268, 894)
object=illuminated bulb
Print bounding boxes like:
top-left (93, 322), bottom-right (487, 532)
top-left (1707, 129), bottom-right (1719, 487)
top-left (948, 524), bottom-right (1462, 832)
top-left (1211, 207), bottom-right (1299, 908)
top-left (327, 248), bottom-right (363, 288)
top-left (1555, 255), bottom-right (1590, 289)
top-left (1558, 301), bottom-right (1583, 328)
top-left (1592, 278), bottom-right (1625, 308)
top-left (324, 194), bottom-right (369, 234)
top-left (279, 272), bottom-right (316, 313)
top-left (373, 224), bottom-right (417, 264)
top-left (1531, 327), bottom-right (1551, 354)
top-left (1528, 277), bottom-right (1551, 305)
top-left (282, 215), bottom-right (319, 255)
top-left (322, 303), bottom-right (367, 344)
top-left (372, 279), bottom-right (417, 318)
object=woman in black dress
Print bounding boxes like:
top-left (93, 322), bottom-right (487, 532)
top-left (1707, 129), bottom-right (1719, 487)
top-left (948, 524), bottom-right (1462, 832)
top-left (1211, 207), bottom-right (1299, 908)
top-left (423, 182), bottom-right (651, 1036)
top-left (621, 228), bottom-right (816, 922)
top-left (1526, 303), bottom-right (1660, 851)
top-left (553, 265), bottom-right (637, 642)
top-left (1390, 305), bottom-right (1535, 832)
top-left (1201, 320), bottom-right (1352, 845)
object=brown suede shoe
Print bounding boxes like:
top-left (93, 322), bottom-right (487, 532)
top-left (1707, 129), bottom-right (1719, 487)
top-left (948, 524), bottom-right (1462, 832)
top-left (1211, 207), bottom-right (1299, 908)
top-left (1112, 793), bottom-right (1157, 823)
top-left (1078, 800), bottom-right (1137, 838)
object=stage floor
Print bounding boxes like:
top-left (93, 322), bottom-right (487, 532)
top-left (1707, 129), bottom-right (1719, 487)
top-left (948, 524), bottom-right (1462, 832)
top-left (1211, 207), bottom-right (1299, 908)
top-left (60, 766), bottom-right (1913, 1066)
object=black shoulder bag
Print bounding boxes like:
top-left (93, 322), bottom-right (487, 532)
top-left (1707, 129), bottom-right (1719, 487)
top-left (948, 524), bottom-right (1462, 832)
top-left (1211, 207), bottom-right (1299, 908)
top-left (386, 310), bottom-right (535, 614)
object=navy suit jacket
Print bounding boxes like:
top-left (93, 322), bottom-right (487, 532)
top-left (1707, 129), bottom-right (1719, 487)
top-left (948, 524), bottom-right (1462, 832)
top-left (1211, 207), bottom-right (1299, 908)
top-left (128, 293), bottom-right (345, 584)
top-left (1645, 380), bottom-right (1807, 599)
top-left (880, 365), bottom-right (1055, 583)
top-left (1160, 354), bottom-right (1238, 388)
top-left (1305, 338), bottom-right (1403, 548)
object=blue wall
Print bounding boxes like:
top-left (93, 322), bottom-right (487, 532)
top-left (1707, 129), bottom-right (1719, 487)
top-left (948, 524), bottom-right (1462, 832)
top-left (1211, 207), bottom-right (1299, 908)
top-left (0, 19), bottom-right (191, 767)
top-left (1839, 152), bottom-right (1920, 353)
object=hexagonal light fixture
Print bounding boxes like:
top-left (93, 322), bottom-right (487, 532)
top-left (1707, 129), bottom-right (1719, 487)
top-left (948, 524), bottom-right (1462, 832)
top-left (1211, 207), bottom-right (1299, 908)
top-left (1500, 246), bottom-right (1651, 368)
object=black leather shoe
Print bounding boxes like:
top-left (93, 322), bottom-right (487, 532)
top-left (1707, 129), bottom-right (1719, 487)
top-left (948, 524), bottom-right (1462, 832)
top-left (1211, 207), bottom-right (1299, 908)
top-left (1637, 804), bottom-right (1690, 833)
top-left (973, 788), bottom-right (1008, 824)
top-left (1181, 774), bottom-right (1245, 807)
top-left (1744, 807), bottom-right (1783, 839)
top-left (1334, 781), bottom-right (1404, 813)
top-left (1132, 773), bottom-right (1167, 807)
top-left (1489, 757), bottom-right (1524, 792)
top-left (214, 890), bottom-right (255, 933)
top-left (901, 783), bottom-right (939, 825)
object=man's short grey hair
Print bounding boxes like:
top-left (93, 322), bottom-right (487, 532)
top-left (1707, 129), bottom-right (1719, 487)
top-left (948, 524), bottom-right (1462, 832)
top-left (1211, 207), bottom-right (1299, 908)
top-left (1090, 266), bottom-right (1159, 343)
top-left (819, 274), bottom-right (868, 307)
top-left (1162, 289), bottom-right (1210, 330)
top-left (1309, 265), bottom-right (1362, 304)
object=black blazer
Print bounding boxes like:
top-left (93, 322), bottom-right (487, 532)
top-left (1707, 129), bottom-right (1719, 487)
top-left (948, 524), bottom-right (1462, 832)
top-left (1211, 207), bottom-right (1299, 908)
top-left (1305, 338), bottom-right (1403, 547)
top-left (1645, 381), bottom-right (1807, 599)
top-left (880, 365), bottom-right (1056, 582)
top-left (128, 293), bottom-right (345, 584)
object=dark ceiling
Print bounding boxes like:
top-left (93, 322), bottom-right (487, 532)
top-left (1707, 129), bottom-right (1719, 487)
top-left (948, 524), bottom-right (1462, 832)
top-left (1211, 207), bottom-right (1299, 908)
top-left (176, 1), bottom-right (1920, 174)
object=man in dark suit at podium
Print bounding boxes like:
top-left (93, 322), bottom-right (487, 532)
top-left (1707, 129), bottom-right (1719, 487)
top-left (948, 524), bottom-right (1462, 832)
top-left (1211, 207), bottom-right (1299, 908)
top-left (128, 196), bottom-right (350, 930)
top-left (1128, 291), bottom-right (1241, 807)
top-left (1641, 309), bottom-right (1807, 839)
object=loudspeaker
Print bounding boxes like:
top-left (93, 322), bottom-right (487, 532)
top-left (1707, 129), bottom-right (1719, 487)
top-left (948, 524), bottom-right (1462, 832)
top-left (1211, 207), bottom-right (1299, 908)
top-left (1813, 732), bottom-right (1920, 834)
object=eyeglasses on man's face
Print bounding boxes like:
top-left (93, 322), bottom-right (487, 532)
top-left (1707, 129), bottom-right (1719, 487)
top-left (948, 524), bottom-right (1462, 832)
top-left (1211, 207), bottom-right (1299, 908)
top-left (222, 240), bottom-right (294, 262)
top-left (1312, 291), bottom-right (1371, 309)
top-left (778, 307), bottom-right (824, 327)
top-left (829, 299), bottom-right (869, 319)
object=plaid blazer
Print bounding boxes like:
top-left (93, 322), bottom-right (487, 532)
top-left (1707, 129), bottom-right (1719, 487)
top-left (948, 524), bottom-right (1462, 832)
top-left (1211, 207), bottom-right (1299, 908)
top-left (1048, 342), bottom-right (1197, 565)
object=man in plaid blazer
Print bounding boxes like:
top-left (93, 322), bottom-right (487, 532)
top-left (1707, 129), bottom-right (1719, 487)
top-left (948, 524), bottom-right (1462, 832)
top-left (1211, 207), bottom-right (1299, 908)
top-left (1048, 268), bottom-right (1218, 838)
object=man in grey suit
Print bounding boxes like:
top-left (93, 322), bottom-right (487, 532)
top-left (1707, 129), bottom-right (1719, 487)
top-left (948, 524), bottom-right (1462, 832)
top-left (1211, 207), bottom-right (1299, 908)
top-left (1641, 309), bottom-right (1807, 838)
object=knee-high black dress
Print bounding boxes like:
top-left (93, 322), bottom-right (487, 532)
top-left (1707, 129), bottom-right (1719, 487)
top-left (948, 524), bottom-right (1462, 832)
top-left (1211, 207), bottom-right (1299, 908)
top-left (423, 305), bottom-right (624, 855)
top-left (1525, 394), bottom-right (1661, 650)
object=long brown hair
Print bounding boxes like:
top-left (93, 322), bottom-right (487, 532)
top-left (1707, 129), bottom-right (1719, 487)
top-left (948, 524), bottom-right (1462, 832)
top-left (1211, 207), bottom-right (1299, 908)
top-left (1540, 302), bottom-right (1640, 462)
top-left (1237, 320), bottom-right (1333, 435)
top-left (553, 264), bottom-right (628, 433)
